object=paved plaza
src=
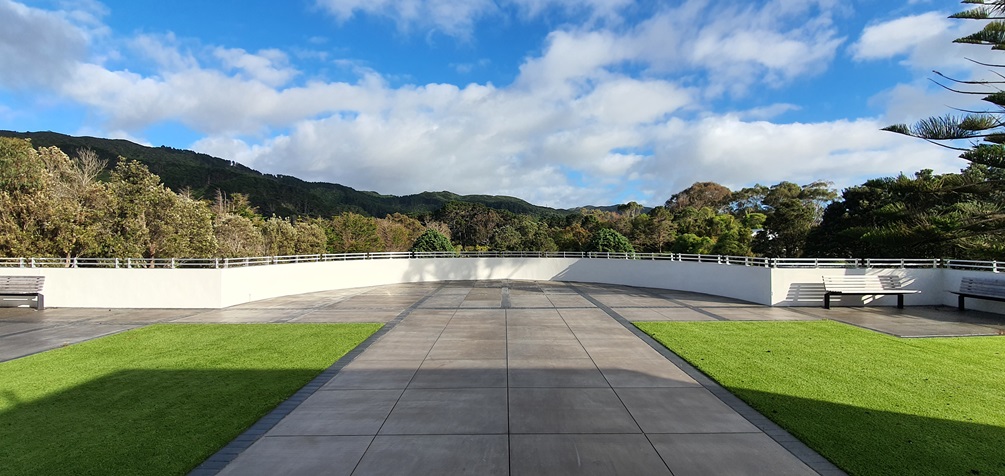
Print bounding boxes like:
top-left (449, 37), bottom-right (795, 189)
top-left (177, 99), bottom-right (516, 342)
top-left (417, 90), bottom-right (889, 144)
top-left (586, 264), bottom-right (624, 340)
top-left (2, 280), bottom-right (1004, 475)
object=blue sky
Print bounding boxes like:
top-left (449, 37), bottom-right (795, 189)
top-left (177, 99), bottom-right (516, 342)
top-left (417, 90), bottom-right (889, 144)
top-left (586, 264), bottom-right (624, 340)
top-left (0, 0), bottom-right (989, 208)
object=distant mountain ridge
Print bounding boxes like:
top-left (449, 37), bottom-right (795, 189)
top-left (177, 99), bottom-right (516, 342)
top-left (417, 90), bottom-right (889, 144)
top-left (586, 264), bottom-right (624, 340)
top-left (0, 130), bottom-right (600, 217)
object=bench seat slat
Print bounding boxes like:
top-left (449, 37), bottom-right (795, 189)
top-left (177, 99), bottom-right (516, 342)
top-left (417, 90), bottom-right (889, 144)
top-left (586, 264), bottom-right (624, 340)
top-left (954, 277), bottom-right (1005, 310)
top-left (822, 275), bottom-right (918, 309)
top-left (0, 276), bottom-right (45, 310)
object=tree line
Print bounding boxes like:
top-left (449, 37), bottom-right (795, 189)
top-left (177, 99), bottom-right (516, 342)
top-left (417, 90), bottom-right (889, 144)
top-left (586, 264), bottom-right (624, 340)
top-left (9, 135), bottom-right (999, 261)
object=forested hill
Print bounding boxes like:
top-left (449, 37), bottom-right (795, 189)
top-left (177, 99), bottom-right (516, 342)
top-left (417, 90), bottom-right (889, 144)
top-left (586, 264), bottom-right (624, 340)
top-left (0, 130), bottom-right (567, 218)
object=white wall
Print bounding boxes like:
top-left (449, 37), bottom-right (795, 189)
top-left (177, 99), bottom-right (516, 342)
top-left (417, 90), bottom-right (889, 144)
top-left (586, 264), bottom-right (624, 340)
top-left (769, 268), bottom-right (944, 307)
top-left (1, 267), bottom-right (223, 308)
top-left (4, 258), bottom-right (1003, 314)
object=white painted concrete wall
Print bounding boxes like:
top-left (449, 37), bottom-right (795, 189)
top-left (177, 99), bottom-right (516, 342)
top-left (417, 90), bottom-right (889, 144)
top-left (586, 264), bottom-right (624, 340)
top-left (769, 267), bottom-right (944, 307)
top-left (1, 266), bottom-right (224, 308)
top-left (3, 258), bottom-right (1003, 315)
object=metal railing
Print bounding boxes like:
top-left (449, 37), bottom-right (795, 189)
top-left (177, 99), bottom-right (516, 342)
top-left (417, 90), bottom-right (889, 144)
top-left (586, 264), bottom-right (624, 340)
top-left (0, 253), bottom-right (999, 272)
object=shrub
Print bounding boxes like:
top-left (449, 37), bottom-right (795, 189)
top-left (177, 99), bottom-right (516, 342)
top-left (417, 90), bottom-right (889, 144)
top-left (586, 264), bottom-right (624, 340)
top-left (410, 228), bottom-right (455, 253)
top-left (588, 228), bottom-right (635, 253)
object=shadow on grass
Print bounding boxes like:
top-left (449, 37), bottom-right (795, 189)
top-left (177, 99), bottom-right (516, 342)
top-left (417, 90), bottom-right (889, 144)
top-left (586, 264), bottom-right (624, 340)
top-left (733, 388), bottom-right (1005, 476)
top-left (0, 369), bottom-right (318, 476)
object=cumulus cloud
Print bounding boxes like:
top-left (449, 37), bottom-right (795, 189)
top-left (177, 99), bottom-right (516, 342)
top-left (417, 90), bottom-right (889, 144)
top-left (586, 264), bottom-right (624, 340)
top-left (0, 0), bottom-right (91, 89)
top-left (1, 0), bottom-right (965, 207)
top-left (315, 0), bottom-right (498, 38)
top-left (850, 11), bottom-right (994, 72)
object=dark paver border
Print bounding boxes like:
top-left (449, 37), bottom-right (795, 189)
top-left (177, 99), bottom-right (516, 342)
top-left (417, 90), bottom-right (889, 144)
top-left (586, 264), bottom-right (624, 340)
top-left (567, 283), bottom-right (846, 476)
top-left (188, 283), bottom-right (447, 476)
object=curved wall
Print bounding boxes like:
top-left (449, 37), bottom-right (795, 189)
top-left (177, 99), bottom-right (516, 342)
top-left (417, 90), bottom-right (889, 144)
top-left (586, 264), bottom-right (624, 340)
top-left (3, 258), bottom-right (1003, 314)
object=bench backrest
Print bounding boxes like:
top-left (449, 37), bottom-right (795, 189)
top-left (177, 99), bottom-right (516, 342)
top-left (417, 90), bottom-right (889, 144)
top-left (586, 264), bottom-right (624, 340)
top-left (0, 276), bottom-right (45, 293)
top-left (959, 277), bottom-right (1005, 299)
top-left (823, 275), bottom-right (907, 291)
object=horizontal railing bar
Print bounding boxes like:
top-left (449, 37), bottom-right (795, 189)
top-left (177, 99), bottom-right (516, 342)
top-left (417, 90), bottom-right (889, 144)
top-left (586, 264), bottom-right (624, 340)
top-left (0, 253), bottom-right (999, 272)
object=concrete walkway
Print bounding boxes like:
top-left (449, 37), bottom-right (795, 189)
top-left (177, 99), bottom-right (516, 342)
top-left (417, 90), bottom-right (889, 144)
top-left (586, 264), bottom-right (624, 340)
top-left (4, 280), bottom-right (1004, 474)
top-left (200, 281), bottom-right (839, 476)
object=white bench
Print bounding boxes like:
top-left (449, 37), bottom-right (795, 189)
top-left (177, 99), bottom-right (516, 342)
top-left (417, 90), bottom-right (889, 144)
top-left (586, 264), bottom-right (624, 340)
top-left (952, 277), bottom-right (1005, 311)
top-left (822, 275), bottom-right (919, 309)
top-left (0, 276), bottom-right (45, 310)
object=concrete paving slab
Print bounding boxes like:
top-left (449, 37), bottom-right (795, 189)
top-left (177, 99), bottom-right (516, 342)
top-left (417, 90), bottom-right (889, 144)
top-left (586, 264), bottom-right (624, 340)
top-left (0, 324), bottom-right (138, 361)
top-left (216, 435), bottom-right (371, 476)
top-left (649, 433), bottom-right (817, 476)
top-left (427, 338), bottom-right (507, 360)
top-left (508, 358), bottom-right (608, 387)
top-left (290, 310), bottom-right (400, 323)
top-left (506, 325), bottom-right (576, 340)
top-left (322, 359), bottom-right (422, 390)
top-left (172, 309), bottom-right (307, 323)
top-left (380, 388), bottom-right (508, 435)
top-left (410, 359), bottom-right (507, 388)
top-left (510, 434), bottom-right (671, 476)
top-left (353, 435), bottom-right (508, 476)
top-left (438, 326), bottom-right (507, 340)
top-left (509, 387), bottom-right (641, 434)
top-left (617, 387), bottom-right (761, 433)
top-left (268, 389), bottom-right (402, 436)
top-left (592, 359), bottom-right (702, 388)
top-left (507, 340), bottom-right (588, 359)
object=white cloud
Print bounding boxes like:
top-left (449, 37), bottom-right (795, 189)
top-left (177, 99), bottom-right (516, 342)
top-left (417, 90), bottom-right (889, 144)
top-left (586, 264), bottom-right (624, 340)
top-left (0, 0), bottom-right (91, 89)
top-left (850, 11), bottom-right (995, 73)
top-left (315, 0), bottom-right (498, 38)
top-left (3, 0), bottom-right (965, 208)
top-left (850, 12), bottom-right (949, 61)
top-left (642, 116), bottom-right (963, 198)
top-left (212, 47), bottom-right (299, 88)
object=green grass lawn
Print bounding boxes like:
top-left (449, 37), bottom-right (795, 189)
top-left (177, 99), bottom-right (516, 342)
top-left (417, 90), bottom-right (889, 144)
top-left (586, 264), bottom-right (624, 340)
top-left (635, 320), bottom-right (1005, 476)
top-left (0, 323), bottom-right (381, 476)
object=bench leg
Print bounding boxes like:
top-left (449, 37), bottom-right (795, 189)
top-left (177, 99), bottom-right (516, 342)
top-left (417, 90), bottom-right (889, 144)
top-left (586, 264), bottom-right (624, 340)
top-left (897, 295), bottom-right (904, 309)
top-left (958, 295), bottom-right (965, 312)
top-left (36, 294), bottom-right (44, 311)
top-left (824, 293), bottom-right (831, 310)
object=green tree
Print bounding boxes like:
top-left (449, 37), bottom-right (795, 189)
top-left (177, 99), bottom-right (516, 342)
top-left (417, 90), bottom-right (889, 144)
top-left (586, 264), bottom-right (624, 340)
top-left (666, 182), bottom-right (732, 212)
top-left (617, 201), bottom-right (645, 219)
top-left (328, 212), bottom-right (382, 253)
top-left (434, 202), bottom-right (502, 249)
top-left (214, 215), bottom-right (265, 257)
top-left (752, 181), bottom-right (836, 258)
top-left (293, 218), bottom-right (329, 255)
top-left (376, 213), bottom-right (424, 251)
top-left (260, 216), bottom-right (299, 256)
top-left (670, 233), bottom-right (714, 254)
top-left (108, 160), bottom-right (217, 260)
top-left (0, 138), bottom-right (51, 257)
top-left (588, 228), bottom-right (635, 253)
top-left (806, 167), bottom-right (1005, 259)
top-left (410, 228), bottom-right (455, 252)
top-left (40, 148), bottom-right (115, 260)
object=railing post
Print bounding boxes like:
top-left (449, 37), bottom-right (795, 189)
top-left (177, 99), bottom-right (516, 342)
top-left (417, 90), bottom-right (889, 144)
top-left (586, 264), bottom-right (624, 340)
top-left (995, 261), bottom-right (999, 273)
top-left (30, 258), bottom-right (35, 268)
top-left (171, 258), bottom-right (176, 269)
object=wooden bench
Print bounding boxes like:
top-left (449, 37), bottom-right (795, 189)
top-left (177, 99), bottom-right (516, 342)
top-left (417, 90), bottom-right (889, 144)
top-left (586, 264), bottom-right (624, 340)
top-left (952, 277), bottom-right (1005, 311)
top-left (0, 276), bottom-right (45, 310)
top-left (822, 275), bottom-right (919, 309)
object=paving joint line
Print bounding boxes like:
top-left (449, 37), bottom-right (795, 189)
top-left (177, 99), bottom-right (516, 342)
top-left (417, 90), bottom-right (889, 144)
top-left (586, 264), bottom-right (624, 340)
top-left (566, 283), bottom-right (845, 476)
top-left (189, 283), bottom-right (449, 476)
top-left (348, 284), bottom-right (457, 476)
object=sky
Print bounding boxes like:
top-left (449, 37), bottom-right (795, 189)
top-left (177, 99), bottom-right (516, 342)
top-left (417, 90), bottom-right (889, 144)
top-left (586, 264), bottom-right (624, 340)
top-left (0, 0), bottom-right (993, 208)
